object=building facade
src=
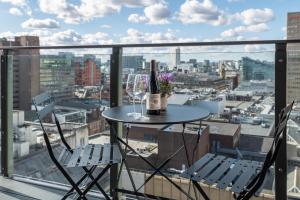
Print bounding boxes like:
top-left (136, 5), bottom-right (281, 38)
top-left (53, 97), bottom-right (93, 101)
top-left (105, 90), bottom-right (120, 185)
top-left (241, 57), bottom-right (274, 81)
top-left (75, 59), bottom-right (101, 86)
top-left (40, 52), bottom-right (75, 100)
top-left (122, 56), bottom-right (144, 72)
top-left (287, 12), bottom-right (300, 102)
top-left (0, 36), bottom-right (40, 111)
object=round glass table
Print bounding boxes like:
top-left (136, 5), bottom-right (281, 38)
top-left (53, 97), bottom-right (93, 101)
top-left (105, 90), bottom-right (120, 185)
top-left (102, 104), bottom-right (210, 125)
top-left (102, 104), bottom-right (210, 200)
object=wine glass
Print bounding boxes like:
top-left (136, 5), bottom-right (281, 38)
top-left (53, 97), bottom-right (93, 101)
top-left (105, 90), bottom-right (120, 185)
top-left (126, 74), bottom-right (140, 118)
top-left (134, 74), bottom-right (149, 120)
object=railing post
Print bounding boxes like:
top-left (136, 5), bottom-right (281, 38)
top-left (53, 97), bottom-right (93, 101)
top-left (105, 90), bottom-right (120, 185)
top-left (275, 42), bottom-right (287, 200)
top-left (1, 49), bottom-right (13, 177)
top-left (110, 47), bottom-right (123, 199)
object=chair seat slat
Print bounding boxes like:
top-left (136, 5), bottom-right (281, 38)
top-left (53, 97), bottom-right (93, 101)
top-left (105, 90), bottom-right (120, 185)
top-left (89, 144), bottom-right (102, 165)
top-left (57, 148), bottom-right (67, 163)
top-left (67, 148), bottom-right (82, 168)
top-left (216, 160), bottom-right (248, 189)
top-left (181, 153), bottom-right (214, 178)
top-left (193, 155), bottom-right (226, 181)
top-left (78, 145), bottom-right (93, 167)
top-left (102, 144), bottom-right (111, 164)
top-left (231, 164), bottom-right (259, 193)
top-left (112, 145), bottom-right (121, 163)
top-left (204, 158), bottom-right (236, 185)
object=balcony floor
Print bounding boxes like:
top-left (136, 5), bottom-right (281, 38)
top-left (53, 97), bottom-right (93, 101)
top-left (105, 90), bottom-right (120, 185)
top-left (0, 176), bottom-right (105, 200)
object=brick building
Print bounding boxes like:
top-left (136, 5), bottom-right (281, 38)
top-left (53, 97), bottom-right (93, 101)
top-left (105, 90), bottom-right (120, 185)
top-left (75, 59), bottom-right (101, 86)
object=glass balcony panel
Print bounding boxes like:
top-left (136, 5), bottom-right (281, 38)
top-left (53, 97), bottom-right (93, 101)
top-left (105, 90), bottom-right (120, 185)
top-left (12, 51), bottom-right (112, 198)
top-left (286, 43), bottom-right (300, 199)
top-left (119, 45), bottom-right (276, 199)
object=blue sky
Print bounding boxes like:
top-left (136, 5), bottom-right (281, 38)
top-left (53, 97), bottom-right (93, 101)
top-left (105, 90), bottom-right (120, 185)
top-left (0, 0), bottom-right (299, 49)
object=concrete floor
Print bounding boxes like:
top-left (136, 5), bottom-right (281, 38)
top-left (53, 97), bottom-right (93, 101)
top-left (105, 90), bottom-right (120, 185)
top-left (0, 176), bottom-right (107, 200)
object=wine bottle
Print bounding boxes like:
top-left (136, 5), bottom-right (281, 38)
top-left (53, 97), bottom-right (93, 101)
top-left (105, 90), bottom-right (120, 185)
top-left (146, 60), bottom-right (161, 115)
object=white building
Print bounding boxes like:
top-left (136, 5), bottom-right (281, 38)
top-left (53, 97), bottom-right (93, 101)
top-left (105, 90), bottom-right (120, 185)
top-left (13, 110), bottom-right (89, 158)
top-left (177, 63), bottom-right (194, 74)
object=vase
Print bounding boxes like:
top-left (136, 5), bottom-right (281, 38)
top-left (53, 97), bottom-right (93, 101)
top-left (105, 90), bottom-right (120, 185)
top-left (161, 95), bottom-right (168, 111)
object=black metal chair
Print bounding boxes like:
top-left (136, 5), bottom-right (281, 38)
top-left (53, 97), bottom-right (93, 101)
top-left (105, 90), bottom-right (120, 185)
top-left (33, 92), bottom-right (121, 200)
top-left (181, 102), bottom-right (294, 200)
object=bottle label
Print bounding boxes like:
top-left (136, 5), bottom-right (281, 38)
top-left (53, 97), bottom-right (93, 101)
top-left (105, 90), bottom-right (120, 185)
top-left (146, 93), bottom-right (161, 110)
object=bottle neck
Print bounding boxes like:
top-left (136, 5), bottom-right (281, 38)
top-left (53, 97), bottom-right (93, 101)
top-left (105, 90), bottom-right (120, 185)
top-left (151, 60), bottom-right (156, 72)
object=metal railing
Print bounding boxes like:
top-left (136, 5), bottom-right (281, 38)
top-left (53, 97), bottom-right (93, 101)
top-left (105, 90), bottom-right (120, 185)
top-left (1, 39), bottom-right (300, 200)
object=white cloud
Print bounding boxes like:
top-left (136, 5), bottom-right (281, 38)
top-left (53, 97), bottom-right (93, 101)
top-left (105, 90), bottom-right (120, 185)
top-left (120, 28), bottom-right (197, 44)
top-left (42, 29), bottom-right (114, 46)
top-left (21, 18), bottom-right (60, 29)
top-left (37, 0), bottom-right (166, 24)
top-left (234, 8), bottom-right (274, 25)
top-left (128, 3), bottom-right (170, 24)
top-left (38, 0), bottom-right (82, 24)
top-left (115, 0), bottom-right (163, 7)
top-left (0, 0), bottom-right (26, 6)
top-left (100, 24), bottom-right (112, 29)
top-left (144, 3), bottom-right (170, 24)
top-left (82, 32), bottom-right (113, 44)
top-left (221, 23), bottom-right (269, 37)
top-left (43, 29), bottom-right (82, 45)
top-left (128, 14), bottom-right (148, 23)
top-left (244, 44), bottom-right (266, 52)
top-left (9, 7), bottom-right (23, 16)
top-left (78, 0), bottom-right (121, 21)
top-left (228, 0), bottom-right (241, 2)
top-left (1, 0), bottom-right (31, 16)
top-left (38, 0), bottom-right (123, 24)
top-left (176, 0), bottom-right (228, 26)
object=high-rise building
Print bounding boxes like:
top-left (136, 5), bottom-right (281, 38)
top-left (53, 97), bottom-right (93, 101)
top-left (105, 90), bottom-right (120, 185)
top-left (240, 57), bottom-right (274, 81)
top-left (0, 36), bottom-right (40, 111)
top-left (287, 12), bottom-right (300, 102)
top-left (122, 56), bottom-right (144, 71)
top-left (77, 59), bottom-right (101, 86)
top-left (40, 52), bottom-right (75, 100)
top-left (172, 47), bottom-right (181, 69)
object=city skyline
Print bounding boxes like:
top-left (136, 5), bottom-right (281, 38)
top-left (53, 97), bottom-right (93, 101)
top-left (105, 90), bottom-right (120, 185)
top-left (0, 0), bottom-right (298, 52)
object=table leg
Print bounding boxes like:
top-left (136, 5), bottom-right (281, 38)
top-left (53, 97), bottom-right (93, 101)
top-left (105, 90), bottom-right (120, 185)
top-left (107, 120), bottom-right (140, 199)
top-left (116, 124), bottom-right (130, 185)
top-left (137, 145), bottom-right (184, 191)
top-left (181, 122), bottom-right (210, 200)
top-left (116, 136), bottom-right (195, 200)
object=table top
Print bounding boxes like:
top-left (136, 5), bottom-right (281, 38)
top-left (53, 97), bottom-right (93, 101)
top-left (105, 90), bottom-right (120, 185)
top-left (102, 104), bottom-right (210, 125)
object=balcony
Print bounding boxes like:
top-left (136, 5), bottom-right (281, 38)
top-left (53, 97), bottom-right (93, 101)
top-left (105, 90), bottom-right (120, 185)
top-left (0, 39), bottom-right (300, 200)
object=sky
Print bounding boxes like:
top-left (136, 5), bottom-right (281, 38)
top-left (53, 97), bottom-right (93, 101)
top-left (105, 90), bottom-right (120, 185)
top-left (0, 0), bottom-right (299, 55)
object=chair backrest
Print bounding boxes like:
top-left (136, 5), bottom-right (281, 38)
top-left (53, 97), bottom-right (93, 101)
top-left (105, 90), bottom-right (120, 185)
top-left (237, 101), bottom-right (294, 200)
top-left (32, 92), bottom-right (72, 152)
top-left (32, 92), bottom-right (54, 121)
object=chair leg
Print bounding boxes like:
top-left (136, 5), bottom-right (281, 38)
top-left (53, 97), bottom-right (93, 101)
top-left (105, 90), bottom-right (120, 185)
top-left (52, 161), bottom-right (85, 199)
top-left (64, 166), bottom-right (97, 197)
top-left (192, 180), bottom-right (210, 200)
top-left (82, 166), bottom-right (111, 200)
top-left (82, 164), bottom-right (112, 199)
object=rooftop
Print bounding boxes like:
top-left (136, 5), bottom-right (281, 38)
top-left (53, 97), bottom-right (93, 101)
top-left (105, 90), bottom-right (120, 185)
top-left (204, 121), bottom-right (240, 136)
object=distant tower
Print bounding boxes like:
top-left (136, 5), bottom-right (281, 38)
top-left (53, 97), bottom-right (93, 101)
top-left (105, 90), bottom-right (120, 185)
top-left (220, 64), bottom-right (226, 79)
top-left (287, 12), bottom-right (300, 102)
top-left (176, 48), bottom-right (180, 66)
top-left (172, 47), bottom-right (180, 69)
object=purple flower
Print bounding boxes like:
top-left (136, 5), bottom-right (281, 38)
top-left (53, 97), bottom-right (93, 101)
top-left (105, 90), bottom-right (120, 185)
top-left (159, 73), bottom-right (173, 82)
